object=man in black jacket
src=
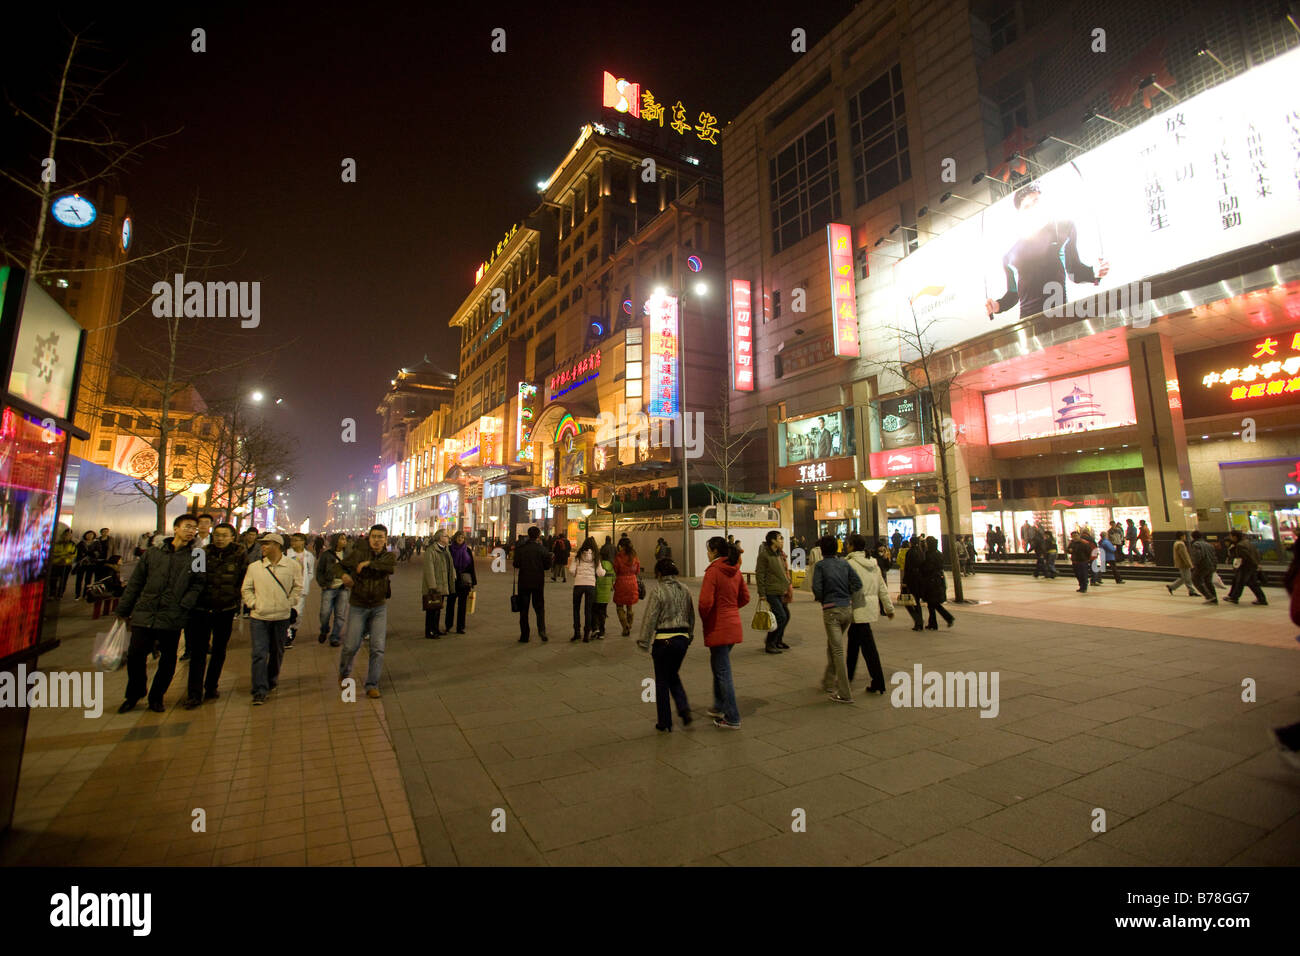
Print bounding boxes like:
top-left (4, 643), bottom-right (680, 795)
top-left (184, 522), bottom-right (247, 708)
top-left (117, 514), bottom-right (205, 713)
top-left (513, 526), bottom-right (552, 643)
top-left (551, 535), bottom-right (570, 583)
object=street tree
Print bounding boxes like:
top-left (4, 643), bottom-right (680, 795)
top-left (703, 381), bottom-right (762, 538)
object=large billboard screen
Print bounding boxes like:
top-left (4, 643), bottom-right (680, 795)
top-left (777, 409), bottom-right (855, 467)
top-left (983, 366), bottom-right (1137, 443)
top-left (1175, 329), bottom-right (1300, 418)
top-left (892, 48), bottom-right (1300, 355)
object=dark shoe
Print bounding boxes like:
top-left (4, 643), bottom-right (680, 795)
top-left (456, 629), bottom-right (466, 634)
top-left (183, 696), bottom-right (201, 710)
top-left (571, 634), bottom-right (582, 642)
top-left (680, 712), bottom-right (692, 726)
top-left (318, 631), bottom-right (327, 644)
top-left (655, 724), bottom-right (671, 732)
top-left (866, 686), bottom-right (887, 695)
top-left (540, 633), bottom-right (549, 643)
top-left (203, 689), bottom-right (219, 701)
top-left (911, 626), bottom-right (923, 632)
top-left (946, 619), bottom-right (955, 628)
top-left (118, 699), bottom-right (138, 714)
top-left (329, 641), bottom-right (341, 647)
top-left (765, 645), bottom-right (783, 654)
top-left (1166, 584), bottom-right (1175, 594)
top-left (1251, 600), bottom-right (1268, 606)
top-left (1076, 588), bottom-right (1086, 593)
top-left (925, 624), bottom-right (938, 630)
top-left (777, 641), bottom-right (790, 649)
top-left (1187, 592), bottom-right (1198, 597)
top-left (1204, 599), bottom-right (1219, 605)
top-left (713, 718), bottom-right (741, 729)
top-left (519, 636), bottom-right (530, 643)
top-left (252, 693), bottom-right (267, 706)
top-left (148, 699), bottom-right (165, 713)
top-left (1223, 597), bottom-right (1239, 604)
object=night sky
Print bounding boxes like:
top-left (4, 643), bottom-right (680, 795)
top-left (2, 1), bottom-right (855, 522)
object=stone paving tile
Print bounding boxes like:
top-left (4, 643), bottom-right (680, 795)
top-left (871, 827), bottom-right (1041, 866)
top-left (518, 793), bottom-right (674, 850)
top-left (1097, 803), bottom-right (1266, 865)
top-left (1171, 771), bottom-right (1300, 830)
top-left (719, 813), bottom-right (903, 866)
top-left (1000, 710), bottom-right (1105, 743)
top-left (1055, 764), bottom-right (1194, 818)
top-left (845, 782), bottom-right (1004, 847)
top-left (846, 750), bottom-right (978, 796)
top-left (597, 805), bottom-right (779, 866)
top-left (966, 790), bottom-right (1111, 859)
top-left (1044, 841), bottom-right (1157, 866)
top-left (1023, 735), bottom-right (1143, 774)
top-left (945, 755), bottom-right (1081, 806)
top-left (1087, 716), bottom-right (1192, 749)
top-left (1225, 816), bottom-right (1300, 865)
top-left (1116, 739), bottom-right (1251, 782)
top-left (736, 773), bottom-right (890, 830)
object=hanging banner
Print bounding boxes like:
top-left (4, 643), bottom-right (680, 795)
top-left (647, 293), bottom-right (679, 418)
top-left (827, 223), bottom-right (860, 357)
top-left (730, 278), bottom-right (754, 391)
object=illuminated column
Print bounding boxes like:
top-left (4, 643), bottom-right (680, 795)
top-left (1127, 332), bottom-right (1193, 562)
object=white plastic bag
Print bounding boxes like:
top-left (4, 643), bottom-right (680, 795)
top-left (92, 618), bottom-right (129, 671)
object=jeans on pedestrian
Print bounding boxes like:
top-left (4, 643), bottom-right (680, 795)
top-left (1033, 553), bottom-right (1046, 577)
top-left (124, 626), bottom-right (181, 704)
top-left (927, 602), bottom-right (954, 627)
top-left (766, 595), bottom-right (789, 647)
top-left (187, 607), bottom-right (235, 699)
top-left (319, 586), bottom-right (348, 643)
top-left (821, 606), bottom-right (853, 699)
top-left (1045, 553), bottom-right (1057, 577)
top-left (709, 644), bottom-right (740, 725)
top-left (518, 587), bottom-right (545, 638)
top-left (1191, 567), bottom-right (1217, 600)
top-left (846, 621), bottom-right (885, 691)
top-left (1228, 567), bottom-right (1267, 603)
top-left (1073, 563), bottom-right (1089, 591)
top-left (340, 603), bottom-right (387, 690)
top-left (445, 586), bottom-right (469, 631)
top-left (650, 635), bottom-right (691, 728)
top-left (249, 617), bottom-right (288, 696)
top-left (572, 585), bottom-right (595, 636)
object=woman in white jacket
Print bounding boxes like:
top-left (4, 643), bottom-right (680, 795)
top-left (846, 533), bottom-right (894, 695)
top-left (570, 536), bottom-right (606, 643)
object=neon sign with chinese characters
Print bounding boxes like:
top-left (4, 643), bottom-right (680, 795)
top-left (730, 278), bottom-right (753, 391)
top-left (647, 293), bottom-right (679, 418)
top-left (826, 224), bottom-right (860, 357)
top-left (474, 223), bottom-right (520, 285)
top-left (516, 382), bottom-right (537, 462)
top-left (601, 71), bottom-right (720, 146)
top-left (547, 348), bottom-right (602, 401)
top-left (1197, 331), bottom-right (1300, 401)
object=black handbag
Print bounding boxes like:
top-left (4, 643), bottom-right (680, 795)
top-left (510, 574), bottom-right (519, 612)
top-left (459, 571), bottom-right (474, 588)
top-left (422, 589), bottom-right (444, 611)
top-left (637, 575), bottom-right (646, 600)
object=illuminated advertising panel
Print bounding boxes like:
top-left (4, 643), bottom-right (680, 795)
top-left (877, 394), bottom-right (928, 449)
top-left (868, 444), bottom-right (937, 477)
top-left (4, 271), bottom-right (83, 421)
top-left (826, 223), bottom-right (860, 357)
top-left (730, 278), bottom-right (754, 391)
top-left (777, 409), bottom-right (855, 467)
top-left (983, 367), bottom-right (1137, 443)
top-left (516, 382), bottom-right (537, 461)
top-left (893, 48), bottom-right (1300, 355)
top-left (386, 464), bottom-right (398, 499)
top-left (647, 293), bottom-right (679, 418)
top-left (1175, 329), bottom-right (1300, 418)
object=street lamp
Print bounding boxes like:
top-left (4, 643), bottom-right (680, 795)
top-left (862, 478), bottom-right (888, 545)
top-left (250, 390), bottom-right (264, 403)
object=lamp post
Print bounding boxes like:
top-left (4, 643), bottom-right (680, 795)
top-left (580, 506), bottom-right (593, 540)
top-left (861, 478), bottom-right (888, 545)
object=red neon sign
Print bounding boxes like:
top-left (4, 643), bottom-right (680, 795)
top-left (868, 443), bottom-right (936, 477)
top-left (730, 279), bottom-right (754, 391)
top-left (826, 223), bottom-right (860, 358)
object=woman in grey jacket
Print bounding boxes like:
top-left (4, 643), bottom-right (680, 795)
top-left (638, 558), bottom-right (695, 732)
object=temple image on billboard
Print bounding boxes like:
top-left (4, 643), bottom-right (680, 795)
top-left (1054, 383), bottom-right (1105, 432)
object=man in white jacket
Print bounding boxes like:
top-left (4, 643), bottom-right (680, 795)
top-left (846, 534), bottom-right (894, 695)
top-left (241, 533), bottom-right (303, 705)
top-left (285, 533), bottom-right (315, 647)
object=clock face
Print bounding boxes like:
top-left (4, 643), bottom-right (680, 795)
top-left (121, 217), bottom-right (132, 251)
top-left (51, 194), bottom-right (97, 228)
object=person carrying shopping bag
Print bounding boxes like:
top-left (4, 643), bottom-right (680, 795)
top-left (446, 531), bottom-right (477, 634)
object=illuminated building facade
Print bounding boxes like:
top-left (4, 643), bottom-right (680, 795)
top-left (723, 0), bottom-right (1300, 561)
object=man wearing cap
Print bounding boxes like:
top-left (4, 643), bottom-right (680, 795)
top-left (240, 533), bottom-right (303, 706)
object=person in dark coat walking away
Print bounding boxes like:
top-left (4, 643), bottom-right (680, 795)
top-left (699, 537), bottom-right (749, 729)
top-left (921, 536), bottom-right (955, 628)
top-left (1224, 531), bottom-right (1268, 605)
top-left (116, 514), bottom-right (205, 713)
top-left (184, 522), bottom-right (246, 708)
top-left (422, 529), bottom-right (454, 638)
top-left (1068, 531), bottom-right (1094, 592)
top-left (513, 526), bottom-right (552, 642)
top-left (1189, 530), bottom-right (1220, 604)
top-left (446, 530), bottom-right (477, 633)
top-left (900, 537), bottom-right (926, 631)
top-left (638, 557), bottom-right (695, 732)
top-left (551, 535), bottom-right (571, 582)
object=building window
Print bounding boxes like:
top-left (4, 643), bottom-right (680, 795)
top-left (773, 289), bottom-right (782, 319)
top-left (98, 438), bottom-right (111, 452)
top-left (998, 86), bottom-right (1029, 138)
top-left (177, 418), bottom-right (192, 432)
top-left (174, 444), bottom-right (188, 456)
top-left (849, 63), bottom-right (910, 206)
top-left (989, 7), bottom-right (1018, 54)
top-left (101, 412), bottom-right (115, 427)
top-left (118, 413), bottom-right (133, 428)
top-left (769, 113), bottom-right (841, 254)
top-left (200, 422), bottom-right (213, 437)
top-left (172, 467), bottom-right (185, 479)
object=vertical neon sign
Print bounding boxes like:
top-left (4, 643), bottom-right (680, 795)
top-left (516, 382), bottom-right (537, 461)
top-left (647, 293), bottom-right (679, 417)
top-left (827, 223), bottom-right (860, 357)
top-left (730, 278), bottom-right (754, 391)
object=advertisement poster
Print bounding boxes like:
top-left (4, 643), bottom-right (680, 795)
top-left (4, 272), bottom-right (83, 421)
top-left (779, 409), bottom-right (854, 466)
top-left (983, 366), bottom-right (1137, 443)
top-left (877, 393), bottom-right (927, 449)
top-left (647, 294), bottom-right (679, 418)
top-left (893, 47), bottom-right (1300, 355)
top-left (1174, 329), bottom-right (1300, 418)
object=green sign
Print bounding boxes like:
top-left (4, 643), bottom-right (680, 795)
top-left (688, 514), bottom-right (701, 529)
top-left (578, 520), bottom-right (587, 530)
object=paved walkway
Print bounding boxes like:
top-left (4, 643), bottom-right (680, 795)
top-left (3, 557), bottom-right (1297, 866)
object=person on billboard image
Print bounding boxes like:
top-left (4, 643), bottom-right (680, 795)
top-left (984, 183), bottom-right (1109, 321)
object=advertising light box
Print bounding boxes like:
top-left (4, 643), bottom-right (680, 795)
top-left (777, 409), bottom-right (855, 467)
top-left (1175, 329), bottom-right (1300, 418)
top-left (4, 270), bottom-right (83, 421)
top-left (983, 366), bottom-right (1137, 444)
top-left (892, 48), bottom-right (1300, 355)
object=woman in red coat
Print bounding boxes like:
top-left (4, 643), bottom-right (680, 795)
top-left (613, 539), bottom-right (642, 636)
top-left (699, 536), bottom-right (750, 729)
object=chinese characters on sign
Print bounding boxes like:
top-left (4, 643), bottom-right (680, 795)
top-left (647, 294), bottom-right (679, 418)
top-left (548, 484), bottom-right (586, 504)
top-left (547, 348), bottom-right (602, 401)
top-left (474, 223), bottom-right (520, 285)
top-left (730, 279), bottom-right (753, 391)
top-left (601, 71), bottom-right (720, 145)
top-left (826, 224), bottom-right (860, 357)
top-left (516, 382), bottom-right (537, 462)
top-left (798, 462), bottom-right (829, 483)
top-left (1198, 331), bottom-right (1300, 401)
